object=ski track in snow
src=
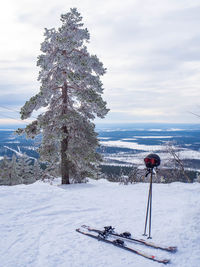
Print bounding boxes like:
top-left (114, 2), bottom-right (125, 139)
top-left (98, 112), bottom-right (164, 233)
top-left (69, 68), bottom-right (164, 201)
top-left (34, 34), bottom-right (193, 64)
top-left (0, 179), bottom-right (200, 267)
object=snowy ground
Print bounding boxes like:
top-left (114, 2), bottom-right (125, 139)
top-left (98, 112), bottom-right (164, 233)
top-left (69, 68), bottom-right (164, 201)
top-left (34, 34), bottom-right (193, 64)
top-left (0, 179), bottom-right (200, 267)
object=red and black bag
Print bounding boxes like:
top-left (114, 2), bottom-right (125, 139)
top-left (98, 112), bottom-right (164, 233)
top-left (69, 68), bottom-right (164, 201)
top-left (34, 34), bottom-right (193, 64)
top-left (144, 154), bottom-right (161, 169)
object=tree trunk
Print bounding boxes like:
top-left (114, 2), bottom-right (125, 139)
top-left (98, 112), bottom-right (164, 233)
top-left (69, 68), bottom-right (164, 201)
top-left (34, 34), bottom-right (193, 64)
top-left (61, 83), bottom-right (70, 184)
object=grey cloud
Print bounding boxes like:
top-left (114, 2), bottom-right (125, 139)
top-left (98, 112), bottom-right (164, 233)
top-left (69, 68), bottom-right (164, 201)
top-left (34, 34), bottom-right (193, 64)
top-left (167, 5), bottom-right (200, 21)
top-left (158, 38), bottom-right (200, 62)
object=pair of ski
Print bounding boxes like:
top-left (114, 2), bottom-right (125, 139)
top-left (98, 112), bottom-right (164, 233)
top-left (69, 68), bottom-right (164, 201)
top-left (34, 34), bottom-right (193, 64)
top-left (76, 225), bottom-right (177, 264)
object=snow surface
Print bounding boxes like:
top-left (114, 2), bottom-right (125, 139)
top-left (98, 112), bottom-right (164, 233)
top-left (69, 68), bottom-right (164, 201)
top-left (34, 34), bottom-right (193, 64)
top-left (131, 136), bottom-right (174, 139)
top-left (0, 179), bottom-right (200, 267)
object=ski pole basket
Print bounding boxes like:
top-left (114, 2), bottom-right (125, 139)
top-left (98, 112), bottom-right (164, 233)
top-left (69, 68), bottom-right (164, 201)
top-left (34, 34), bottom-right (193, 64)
top-left (144, 154), bottom-right (161, 169)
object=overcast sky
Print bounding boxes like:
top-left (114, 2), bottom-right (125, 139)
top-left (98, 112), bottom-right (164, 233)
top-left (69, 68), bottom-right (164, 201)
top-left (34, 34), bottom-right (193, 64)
top-left (1, 0), bottom-right (200, 125)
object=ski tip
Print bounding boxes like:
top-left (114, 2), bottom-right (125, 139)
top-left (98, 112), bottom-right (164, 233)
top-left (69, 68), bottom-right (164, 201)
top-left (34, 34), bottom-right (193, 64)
top-left (76, 228), bottom-right (87, 235)
top-left (76, 228), bottom-right (83, 233)
top-left (163, 259), bottom-right (170, 265)
top-left (151, 256), bottom-right (170, 265)
top-left (81, 225), bottom-right (89, 229)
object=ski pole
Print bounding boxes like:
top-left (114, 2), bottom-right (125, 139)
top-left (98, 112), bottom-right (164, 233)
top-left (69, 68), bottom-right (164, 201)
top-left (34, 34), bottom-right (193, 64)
top-left (143, 170), bottom-right (151, 236)
top-left (143, 169), bottom-right (153, 238)
top-left (148, 170), bottom-right (153, 239)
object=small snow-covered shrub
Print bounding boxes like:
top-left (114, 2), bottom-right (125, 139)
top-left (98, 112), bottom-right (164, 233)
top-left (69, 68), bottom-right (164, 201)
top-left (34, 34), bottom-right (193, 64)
top-left (0, 155), bottom-right (44, 186)
top-left (194, 172), bottom-right (200, 183)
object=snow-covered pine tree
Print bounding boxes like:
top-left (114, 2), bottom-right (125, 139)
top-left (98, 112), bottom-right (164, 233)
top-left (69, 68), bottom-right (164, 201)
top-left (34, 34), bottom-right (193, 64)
top-left (0, 155), bottom-right (23, 186)
top-left (18, 8), bottom-right (109, 184)
top-left (10, 154), bottom-right (23, 185)
top-left (33, 160), bottom-right (43, 180)
top-left (17, 154), bottom-right (36, 185)
top-left (0, 156), bottom-right (11, 185)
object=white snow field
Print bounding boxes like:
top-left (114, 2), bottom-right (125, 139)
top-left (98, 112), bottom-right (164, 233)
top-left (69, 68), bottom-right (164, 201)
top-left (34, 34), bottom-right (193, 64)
top-left (0, 179), bottom-right (200, 267)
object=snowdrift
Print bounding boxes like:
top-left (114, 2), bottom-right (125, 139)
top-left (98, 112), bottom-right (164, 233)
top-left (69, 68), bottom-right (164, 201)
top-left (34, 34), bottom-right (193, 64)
top-left (0, 179), bottom-right (200, 267)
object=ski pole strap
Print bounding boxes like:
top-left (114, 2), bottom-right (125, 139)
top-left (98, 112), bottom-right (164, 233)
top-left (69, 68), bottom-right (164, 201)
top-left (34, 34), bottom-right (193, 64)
top-left (145, 169), bottom-right (151, 177)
